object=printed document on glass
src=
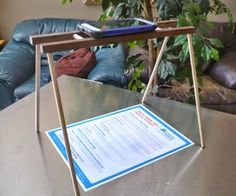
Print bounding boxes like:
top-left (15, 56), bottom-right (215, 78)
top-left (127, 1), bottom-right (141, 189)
top-left (47, 104), bottom-right (194, 191)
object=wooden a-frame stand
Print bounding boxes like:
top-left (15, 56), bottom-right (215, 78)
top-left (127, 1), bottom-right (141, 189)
top-left (30, 20), bottom-right (205, 196)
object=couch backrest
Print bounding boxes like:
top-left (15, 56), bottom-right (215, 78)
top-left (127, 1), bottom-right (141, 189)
top-left (12, 18), bottom-right (92, 44)
top-left (0, 18), bottom-right (88, 90)
top-left (0, 18), bottom-right (128, 96)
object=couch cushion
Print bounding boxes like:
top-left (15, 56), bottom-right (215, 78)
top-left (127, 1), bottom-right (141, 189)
top-left (0, 40), bottom-right (35, 89)
top-left (14, 66), bottom-right (51, 100)
top-left (87, 44), bottom-right (128, 87)
top-left (209, 51), bottom-right (236, 89)
top-left (12, 18), bottom-right (91, 44)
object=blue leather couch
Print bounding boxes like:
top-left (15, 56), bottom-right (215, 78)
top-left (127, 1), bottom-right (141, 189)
top-left (0, 18), bottom-right (128, 110)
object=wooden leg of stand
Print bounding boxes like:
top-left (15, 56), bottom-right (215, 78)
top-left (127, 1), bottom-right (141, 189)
top-left (187, 34), bottom-right (205, 148)
top-left (142, 36), bottom-right (169, 103)
top-left (35, 44), bottom-right (41, 133)
top-left (47, 53), bottom-right (80, 196)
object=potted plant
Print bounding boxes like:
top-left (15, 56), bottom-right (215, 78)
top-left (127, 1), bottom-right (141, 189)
top-left (62, 0), bottom-right (233, 92)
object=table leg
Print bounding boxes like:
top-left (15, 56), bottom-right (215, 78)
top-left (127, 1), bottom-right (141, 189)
top-left (47, 53), bottom-right (81, 196)
top-left (35, 44), bottom-right (41, 133)
top-left (142, 36), bottom-right (169, 103)
top-left (187, 34), bottom-right (205, 148)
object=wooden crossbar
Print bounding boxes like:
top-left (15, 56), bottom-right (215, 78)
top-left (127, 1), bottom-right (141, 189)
top-left (30, 31), bottom-right (89, 45)
top-left (30, 19), bottom-right (178, 46)
top-left (39, 26), bottom-right (195, 53)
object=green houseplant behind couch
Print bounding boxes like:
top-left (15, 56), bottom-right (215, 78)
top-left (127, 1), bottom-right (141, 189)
top-left (0, 18), bottom-right (128, 110)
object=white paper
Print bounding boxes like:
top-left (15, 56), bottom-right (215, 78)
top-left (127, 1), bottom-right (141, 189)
top-left (47, 104), bottom-right (194, 191)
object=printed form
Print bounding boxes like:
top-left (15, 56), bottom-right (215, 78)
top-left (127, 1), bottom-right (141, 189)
top-left (47, 104), bottom-right (194, 191)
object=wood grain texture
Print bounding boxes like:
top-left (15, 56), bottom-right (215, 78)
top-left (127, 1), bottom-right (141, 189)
top-left (30, 31), bottom-right (88, 45)
top-left (39, 26), bottom-right (195, 53)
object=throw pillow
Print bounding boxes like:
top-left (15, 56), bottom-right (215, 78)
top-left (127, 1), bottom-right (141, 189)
top-left (55, 48), bottom-right (96, 78)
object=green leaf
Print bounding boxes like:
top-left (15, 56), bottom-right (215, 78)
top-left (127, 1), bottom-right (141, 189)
top-left (111, 0), bottom-right (120, 6)
top-left (102, 0), bottom-right (111, 11)
top-left (100, 5), bottom-right (114, 20)
top-left (165, 61), bottom-right (176, 76)
top-left (201, 45), bottom-right (211, 63)
top-left (179, 42), bottom-right (189, 63)
top-left (157, 60), bottom-right (174, 80)
top-left (192, 35), bottom-right (203, 50)
top-left (106, 5), bottom-right (114, 17)
top-left (133, 59), bottom-right (143, 68)
top-left (61, 0), bottom-right (72, 4)
top-left (127, 56), bottom-right (135, 65)
top-left (177, 15), bottom-right (191, 27)
top-left (174, 35), bottom-right (187, 47)
top-left (197, 0), bottom-right (210, 14)
top-left (157, 60), bottom-right (164, 79)
top-left (138, 63), bottom-right (145, 70)
top-left (98, 14), bottom-right (107, 22)
top-left (175, 66), bottom-right (191, 82)
top-left (209, 38), bottom-right (224, 48)
top-left (129, 41), bottom-right (136, 49)
top-left (151, 85), bottom-right (159, 94)
top-left (61, 0), bottom-right (66, 4)
top-left (183, 2), bottom-right (202, 15)
top-left (134, 40), bottom-right (144, 46)
top-left (132, 85), bottom-right (137, 92)
top-left (157, 0), bottom-right (182, 20)
top-left (113, 3), bottom-right (125, 19)
top-left (128, 80), bottom-right (132, 90)
top-left (136, 80), bottom-right (142, 88)
top-left (210, 47), bottom-right (220, 61)
top-left (132, 70), bottom-right (140, 78)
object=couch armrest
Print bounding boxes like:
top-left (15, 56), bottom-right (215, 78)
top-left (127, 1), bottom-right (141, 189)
top-left (0, 40), bottom-right (35, 89)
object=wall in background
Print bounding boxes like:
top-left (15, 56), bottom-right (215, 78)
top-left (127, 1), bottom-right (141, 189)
top-left (0, 0), bottom-right (102, 40)
top-left (0, 0), bottom-right (235, 40)
top-left (208, 0), bottom-right (236, 22)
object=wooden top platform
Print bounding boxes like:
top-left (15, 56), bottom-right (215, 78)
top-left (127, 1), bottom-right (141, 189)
top-left (30, 20), bottom-right (195, 53)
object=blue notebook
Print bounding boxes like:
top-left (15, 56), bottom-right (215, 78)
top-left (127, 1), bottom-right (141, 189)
top-left (78, 18), bottom-right (157, 38)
